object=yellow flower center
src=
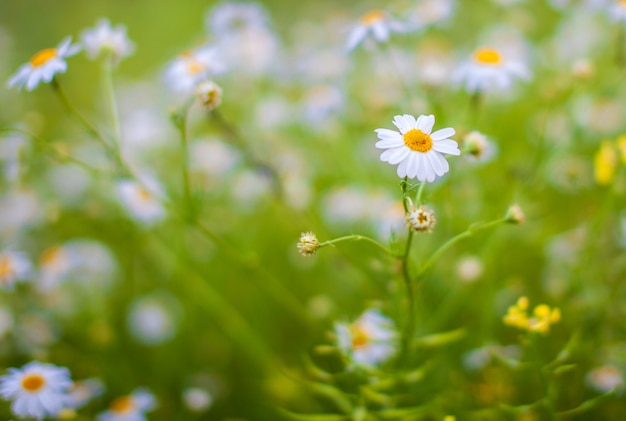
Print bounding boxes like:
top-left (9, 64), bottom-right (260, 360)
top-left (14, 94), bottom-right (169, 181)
top-left (350, 326), bottom-right (369, 349)
top-left (111, 396), bottom-right (135, 414)
top-left (21, 374), bottom-right (46, 392)
top-left (187, 60), bottom-right (205, 75)
top-left (403, 129), bottom-right (433, 153)
top-left (361, 10), bottom-right (385, 25)
top-left (137, 187), bottom-right (152, 202)
top-left (30, 48), bottom-right (58, 67)
top-left (474, 48), bottom-right (502, 65)
top-left (0, 256), bottom-right (15, 280)
top-left (40, 246), bottom-right (62, 266)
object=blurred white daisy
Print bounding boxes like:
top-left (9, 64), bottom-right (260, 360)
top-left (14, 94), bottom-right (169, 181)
top-left (66, 378), bottom-right (105, 409)
top-left (98, 388), bottom-right (156, 421)
top-left (7, 37), bottom-right (80, 91)
top-left (37, 245), bottom-right (77, 291)
top-left (116, 178), bottom-right (166, 225)
top-left (206, 1), bottom-right (270, 37)
top-left (164, 46), bottom-right (226, 94)
top-left (182, 387), bottom-right (213, 412)
top-left (454, 46), bottom-right (529, 93)
top-left (586, 366), bottom-right (624, 393)
top-left (0, 250), bottom-right (32, 289)
top-left (462, 131), bottom-right (497, 164)
top-left (375, 114), bottom-right (460, 182)
top-left (0, 361), bottom-right (73, 420)
top-left (81, 18), bottom-right (135, 64)
top-left (346, 10), bottom-right (406, 51)
top-left (335, 309), bottom-right (398, 367)
top-left (609, 0), bottom-right (626, 23)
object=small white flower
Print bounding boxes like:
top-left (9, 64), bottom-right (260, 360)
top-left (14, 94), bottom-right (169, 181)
top-left (195, 80), bottom-right (222, 109)
top-left (346, 10), bottom-right (406, 51)
top-left (206, 1), bottom-right (270, 37)
top-left (454, 46), bottom-right (529, 93)
top-left (81, 19), bottom-right (135, 64)
top-left (375, 114), bottom-right (460, 182)
top-left (0, 250), bottom-right (32, 289)
top-left (609, 0), bottom-right (626, 23)
top-left (182, 387), bottom-right (213, 412)
top-left (127, 296), bottom-right (178, 345)
top-left (98, 388), bottom-right (156, 421)
top-left (462, 131), bottom-right (497, 164)
top-left (0, 361), bottom-right (73, 420)
top-left (586, 366), bottom-right (624, 393)
top-left (116, 178), bottom-right (166, 225)
top-left (66, 378), bottom-right (105, 409)
top-left (406, 202), bottom-right (436, 233)
top-left (37, 245), bottom-right (77, 291)
top-left (335, 309), bottom-right (397, 367)
top-left (164, 47), bottom-right (226, 94)
top-left (8, 37), bottom-right (81, 91)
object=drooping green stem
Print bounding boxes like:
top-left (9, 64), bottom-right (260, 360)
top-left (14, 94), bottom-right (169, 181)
top-left (416, 217), bottom-right (506, 278)
top-left (50, 77), bottom-right (121, 170)
top-left (211, 109), bottom-right (283, 199)
top-left (171, 97), bottom-right (195, 216)
top-left (320, 235), bottom-right (397, 257)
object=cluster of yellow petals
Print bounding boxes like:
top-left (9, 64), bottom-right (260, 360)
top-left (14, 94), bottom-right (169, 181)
top-left (503, 296), bottom-right (561, 335)
top-left (594, 135), bottom-right (626, 185)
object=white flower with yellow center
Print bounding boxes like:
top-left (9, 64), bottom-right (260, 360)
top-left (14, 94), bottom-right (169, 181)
top-left (346, 10), bottom-right (406, 51)
top-left (0, 250), bottom-right (32, 289)
top-left (116, 178), bottom-right (166, 225)
top-left (375, 114), bottom-right (460, 182)
top-left (81, 19), bottom-right (135, 64)
top-left (406, 202), bottom-right (436, 233)
top-left (454, 46), bottom-right (529, 93)
top-left (0, 361), bottom-right (73, 420)
top-left (37, 245), bottom-right (76, 291)
top-left (97, 389), bottom-right (156, 421)
top-left (335, 309), bottom-right (397, 367)
top-left (7, 37), bottom-right (81, 91)
top-left (164, 47), bottom-right (226, 94)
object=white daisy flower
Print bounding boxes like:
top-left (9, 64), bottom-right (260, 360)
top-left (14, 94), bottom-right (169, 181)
top-left (37, 245), bottom-right (77, 291)
top-left (97, 388), bottom-right (156, 421)
top-left (454, 46), bottom-right (529, 93)
top-left (206, 1), bottom-right (270, 37)
top-left (7, 37), bottom-right (81, 91)
top-left (164, 47), bottom-right (226, 94)
top-left (375, 114), bottom-right (460, 182)
top-left (608, 0), bottom-right (626, 23)
top-left (81, 19), bottom-right (135, 64)
top-left (0, 361), bottom-right (73, 420)
top-left (115, 178), bottom-right (166, 225)
top-left (346, 10), bottom-right (406, 51)
top-left (0, 250), bottom-right (32, 289)
top-left (335, 309), bottom-right (398, 367)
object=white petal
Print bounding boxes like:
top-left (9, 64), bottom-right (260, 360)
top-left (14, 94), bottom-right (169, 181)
top-left (402, 114), bottom-right (417, 129)
top-left (430, 127), bottom-right (455, 141)
top-left (417, 114), bottom-right (435, 134)
top-left (375, 136), bottom-right (404, 149)
top-left (372, 22), bottom-right (389, 42)
top-left (416, 153), bottom-right (428, 181)
top-left (426, 152), bottom-right (444, 176)
top-left (396, 157), bottom-right (409, 178)
top-left (392, 115), bottom-right (410, 134)
top-left (346, 26), bottom-right (367, 51)
top-left (387, 147), bottom-right (411, 165)
top-left (375, 128), bottom-right (400, 139)
top-left (406, 153), bottom-right (419, 179)
top-left (433, 139), bottom-right (460, 155)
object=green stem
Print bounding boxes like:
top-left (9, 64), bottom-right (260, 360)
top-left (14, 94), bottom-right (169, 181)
top-left (50, 77), bottom-right (122, 170)
top-left (401, 179), bottom-right (417, 353)
top-left (102, 55), bottom-right (123, 159)
top-left (417, 217), bottom-right (506, 278)
top-left (320, 235), bottom-right (396, 257)
top-left (172, 98), bottom-right (195, 216)
top-left (211, 109), bottom-right (283, 199)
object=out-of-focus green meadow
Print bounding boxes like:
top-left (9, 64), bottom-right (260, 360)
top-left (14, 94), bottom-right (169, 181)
top-left (1, 0), bottom-right (626, 420)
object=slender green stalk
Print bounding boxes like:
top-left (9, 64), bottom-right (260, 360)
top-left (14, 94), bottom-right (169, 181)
top-left (211, 109), bottom-right (283, 198)
top-left (400, 179), bottom-right (417, 352)
top-left (416, 217), bottom-right (506, 278)
top-left (320, 235), bottom-right (397, 257)
top-left (171, 97), bottom-right (195, 216)
top-left (102, 55), bottom-right (123, 157)
top-left (50, 77), bottom-right (121, 170)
